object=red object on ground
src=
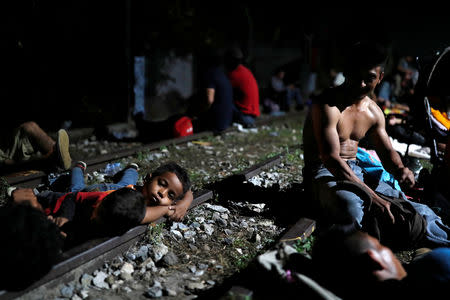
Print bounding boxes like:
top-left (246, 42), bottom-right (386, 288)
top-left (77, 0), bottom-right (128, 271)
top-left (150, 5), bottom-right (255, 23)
top-left (173, 116), bottom-right (194, 137)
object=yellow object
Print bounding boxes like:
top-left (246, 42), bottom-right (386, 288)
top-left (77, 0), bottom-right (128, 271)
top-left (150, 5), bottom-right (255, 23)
top-left (431, 107), bottom-right (450, 130)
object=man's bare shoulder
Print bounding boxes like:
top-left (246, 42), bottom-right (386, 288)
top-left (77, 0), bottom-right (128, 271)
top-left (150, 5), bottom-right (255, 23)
top-left (312, 87), bottom-right (342, 107)
top-left (366, 98), bottom-right (385, 119)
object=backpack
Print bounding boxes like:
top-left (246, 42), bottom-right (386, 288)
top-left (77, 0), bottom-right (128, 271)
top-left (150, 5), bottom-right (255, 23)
top-left (335, 180), bottom-right (427, 250)
top-left (173, 116), bottom-right (193, 138)
top-left (362, 191), bottom-right (428, 251)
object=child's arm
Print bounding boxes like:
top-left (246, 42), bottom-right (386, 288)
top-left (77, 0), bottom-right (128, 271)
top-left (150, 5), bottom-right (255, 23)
top-left (140, 205), bottom-right (175, 224)
top-left (169, 190), bottom-right (193, 222)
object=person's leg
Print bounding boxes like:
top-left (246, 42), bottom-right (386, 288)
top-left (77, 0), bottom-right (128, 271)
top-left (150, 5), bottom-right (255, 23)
top-left (408, 199), bottom-right (450, 247)
top-left (69, 161), bottom-right (87, 192)
top-left (19, 123), bottom-right (72, 171)
top-left (82, 164), bottom-right (139, 192)
top-left (312, 162), bottom-right (368, 227)
top-left (370, 171), bottom-right (450, 247)
top-left (292, 87), bottom-right (304, 110)
top-left (407, 247), bottom-right (450, 291)
top-left (240, 114), bottom-right (256, 128)
top-left (19, 122), bottom-right (55, 156)
top-left (115, 164), bottom-right (139, 187)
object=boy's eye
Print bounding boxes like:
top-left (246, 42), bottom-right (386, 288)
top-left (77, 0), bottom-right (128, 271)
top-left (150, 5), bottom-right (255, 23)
top-left (158, 179), bottom-right (167, 187)
top-left (168, 192), bottom-right (175, 200)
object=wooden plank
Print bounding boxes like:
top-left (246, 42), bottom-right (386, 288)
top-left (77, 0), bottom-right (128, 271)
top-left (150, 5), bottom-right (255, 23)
top-left (278, 218), bottom-right (316, 245)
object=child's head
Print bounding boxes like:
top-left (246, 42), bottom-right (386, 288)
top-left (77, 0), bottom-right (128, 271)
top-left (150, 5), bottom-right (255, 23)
top-left (94, 187), bottom-right (146, 235)
top-left (143, 162), bottom-right (191, 206)
top-left (0, 203), bottom-right (64, 291)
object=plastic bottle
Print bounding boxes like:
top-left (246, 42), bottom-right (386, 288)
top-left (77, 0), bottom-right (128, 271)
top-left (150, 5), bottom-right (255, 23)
top-left (104, 162), bottom-right (122, 176)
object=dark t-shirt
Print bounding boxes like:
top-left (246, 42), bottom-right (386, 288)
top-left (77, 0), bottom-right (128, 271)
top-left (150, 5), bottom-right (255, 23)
top-left (203, 66), bottom-right (234, 132)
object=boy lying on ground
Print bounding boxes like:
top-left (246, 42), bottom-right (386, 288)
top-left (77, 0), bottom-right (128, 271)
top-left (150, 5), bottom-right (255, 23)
top-left (11, 161), bottom-right (192, 244)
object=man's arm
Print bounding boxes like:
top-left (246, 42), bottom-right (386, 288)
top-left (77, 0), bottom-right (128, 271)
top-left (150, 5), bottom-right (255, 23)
top-left (311, 103), bottom-right (360, 181)
top-left (367, 103), bottom-right (415, 189)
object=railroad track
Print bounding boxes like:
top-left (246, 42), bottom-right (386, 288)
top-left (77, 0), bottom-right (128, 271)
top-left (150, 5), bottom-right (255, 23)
top-left (0, 150), bottom-right (315, 300)
top-left (1, 110), bottom-right (313, 299)
top-left (3, 110), bottom-right (303, 189)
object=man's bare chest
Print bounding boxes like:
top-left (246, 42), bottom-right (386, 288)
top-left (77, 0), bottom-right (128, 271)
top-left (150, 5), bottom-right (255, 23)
top-left (336, 109), bottom-right (374, 141)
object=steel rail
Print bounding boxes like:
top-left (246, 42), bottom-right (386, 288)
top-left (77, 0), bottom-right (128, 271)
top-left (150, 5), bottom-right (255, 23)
top-left (0, 149), bottom-right (303, 300)
top-left (3, 111), bottom-right (302, 189)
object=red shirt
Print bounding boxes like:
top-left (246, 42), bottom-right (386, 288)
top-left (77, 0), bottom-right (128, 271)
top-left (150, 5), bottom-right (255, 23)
top-left (228, 64), bottom-right (260, 117)
top-left (45, 191), bottom-right (115, 223)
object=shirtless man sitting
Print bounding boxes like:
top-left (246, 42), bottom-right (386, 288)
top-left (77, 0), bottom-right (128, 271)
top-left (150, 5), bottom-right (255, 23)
top-left (302, 40), bottom-right (450, 248)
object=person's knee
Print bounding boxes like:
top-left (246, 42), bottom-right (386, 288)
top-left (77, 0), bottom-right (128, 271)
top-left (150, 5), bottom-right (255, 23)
top-left (19, 121), bottom-right (39, 133)
top-left (318, 188), bottom-right (364, 225)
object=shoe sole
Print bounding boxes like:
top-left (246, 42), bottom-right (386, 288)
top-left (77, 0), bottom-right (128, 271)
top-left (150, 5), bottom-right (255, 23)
top-left (56, 129), bottom-right (72, 170)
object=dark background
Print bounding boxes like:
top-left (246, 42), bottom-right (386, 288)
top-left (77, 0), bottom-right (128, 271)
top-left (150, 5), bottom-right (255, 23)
top-left (1, 1), bottom-right (449, 132)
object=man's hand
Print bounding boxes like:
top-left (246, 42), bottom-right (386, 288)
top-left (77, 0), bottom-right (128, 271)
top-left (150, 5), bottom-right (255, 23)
top-left (372, 194), bottom-right (395, 224)
top-left (12, 188), bottom-right (43, 211)
top-left (396, 167), bottom-right (415, 189)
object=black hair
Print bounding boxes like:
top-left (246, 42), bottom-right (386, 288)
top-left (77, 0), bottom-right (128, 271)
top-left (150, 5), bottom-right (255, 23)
top-left (96, 187), bottom-right (146, 235)
top-left (150, 161), bottom-right (191, 199)
top-left (311, 224), bottom-right (378, 295)
top-left (0, 203), bottom-right (64, 291)
top-left (344, 40), bottom-right (388, 75)
top-left (224, 45), bottom-right (243, 71)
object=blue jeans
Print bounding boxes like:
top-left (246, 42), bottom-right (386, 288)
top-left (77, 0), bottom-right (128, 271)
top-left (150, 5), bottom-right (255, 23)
top-left (406, 247), bottom-right (450, 289)
top-left (311, 161), bottom-right (450, 247)
top-left (286, 87), bottom-right (303, 107)
top-left (232, 105), bottom-right (256, 127)
top-left (70, 166), bottom-right (138, 192)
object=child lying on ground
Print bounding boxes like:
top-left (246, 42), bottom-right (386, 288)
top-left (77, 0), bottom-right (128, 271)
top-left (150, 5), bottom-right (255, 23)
top-left (11, 161), bottom-right (192, 241)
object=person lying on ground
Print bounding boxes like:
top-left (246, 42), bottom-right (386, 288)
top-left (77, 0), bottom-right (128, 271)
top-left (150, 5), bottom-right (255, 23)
top-left (0, 121), bottom-right (71, 174)
top-left (11, 161), bottom-right (193, 234)
top-left (302, 40), bottom-right (450, 248)
top-left (0, 203), bottom-right (64, 291)
top-left (312, 225), bottom-right (450, 299)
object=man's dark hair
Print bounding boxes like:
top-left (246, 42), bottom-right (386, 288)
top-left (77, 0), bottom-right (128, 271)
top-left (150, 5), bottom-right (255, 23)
top-left (224, 45), bottom-right (243, 71)
top-left (0, 203), bottom-right (64, 291)
top-left (96, 187), bottom-right (146, 235)
top-left (151, 161), bottom-right (191, 198)
top-left (344, 40), bottom-right (388, 74)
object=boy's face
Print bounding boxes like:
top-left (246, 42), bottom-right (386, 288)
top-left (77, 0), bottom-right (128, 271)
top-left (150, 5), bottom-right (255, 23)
top-left (142, 172), bottom-right (183, 206)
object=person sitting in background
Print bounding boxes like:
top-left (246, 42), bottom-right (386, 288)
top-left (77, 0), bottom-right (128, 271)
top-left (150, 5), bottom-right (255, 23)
top-left (312, 226), bottom-right (450, 299)
top-left (187, 47), bottom-right (234, 134)
top-left (0, 203), bottom-right (64, 291)
top-left (0, 122), bottom-right (71, 174)
top-left (224, 46), bottom-right (260, 128)
top-left (270, 67), bottom-right (304, 112)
